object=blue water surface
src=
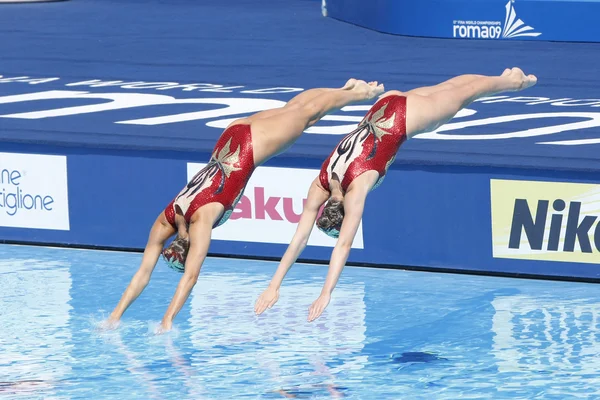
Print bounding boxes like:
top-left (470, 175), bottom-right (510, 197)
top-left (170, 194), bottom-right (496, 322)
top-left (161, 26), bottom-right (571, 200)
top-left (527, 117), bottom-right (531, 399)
top-left (1, 244), bottom-right (599, 399)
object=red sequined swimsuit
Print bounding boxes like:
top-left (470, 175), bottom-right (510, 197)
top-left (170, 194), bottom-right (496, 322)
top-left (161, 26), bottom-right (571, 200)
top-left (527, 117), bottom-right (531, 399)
top-left (319, 95), bottom-right (407, 192)
top-left (164, 124), bottom-right (255, 228)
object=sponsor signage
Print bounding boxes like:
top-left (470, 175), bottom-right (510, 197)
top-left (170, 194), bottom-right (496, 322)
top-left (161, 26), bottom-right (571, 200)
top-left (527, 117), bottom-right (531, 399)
top-left (0, 152), bottom-right (70, 230)
top-left (187, 163), bottom-right (365, 249)
top-left (491, 179), bottom-right (600, 264)
top-left (452, 1), bottom-right (541, 40)
top-left (326, 0), bottom-right (600, 42)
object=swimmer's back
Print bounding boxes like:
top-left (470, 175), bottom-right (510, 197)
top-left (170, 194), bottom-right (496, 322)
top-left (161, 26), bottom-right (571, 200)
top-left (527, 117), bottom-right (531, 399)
top-left (319, 94), bottom-right (407, 192)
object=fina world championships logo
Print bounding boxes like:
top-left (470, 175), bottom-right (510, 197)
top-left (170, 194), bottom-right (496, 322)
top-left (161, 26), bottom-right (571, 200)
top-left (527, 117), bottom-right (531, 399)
top-left (453, 0), bottom-right (542, 40)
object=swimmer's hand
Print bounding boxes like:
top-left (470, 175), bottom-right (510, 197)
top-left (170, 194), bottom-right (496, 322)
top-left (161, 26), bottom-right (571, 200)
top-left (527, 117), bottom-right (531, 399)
top-left (97, 318), bottom-right (121, 331)
top-left (254, 286), bottom-right (280, 315)
top-left (308, 293), bottom-right (331, 322)
top-left (156, 320), bottom-right (172, 335)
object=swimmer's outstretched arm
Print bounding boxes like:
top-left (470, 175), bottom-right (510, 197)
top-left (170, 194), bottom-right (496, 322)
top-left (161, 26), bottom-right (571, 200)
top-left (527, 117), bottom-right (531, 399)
top-left (254, 179), bottom-right (329, 315)
top-left (307, 186), bottom-right (368, 322)
top-left (159, 218), bottom-right (213, 332)
top-left (107, 215), bottom-right (175, 326)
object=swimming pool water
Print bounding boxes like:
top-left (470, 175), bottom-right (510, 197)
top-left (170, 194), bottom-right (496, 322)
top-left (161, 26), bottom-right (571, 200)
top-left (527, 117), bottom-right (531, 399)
top-left (1, 244), bottom-right (599, 399)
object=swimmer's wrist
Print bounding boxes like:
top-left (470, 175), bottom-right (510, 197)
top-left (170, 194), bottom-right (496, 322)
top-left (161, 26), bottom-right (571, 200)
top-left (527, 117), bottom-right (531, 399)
top-left (108, 312), bottom-right (121, 322)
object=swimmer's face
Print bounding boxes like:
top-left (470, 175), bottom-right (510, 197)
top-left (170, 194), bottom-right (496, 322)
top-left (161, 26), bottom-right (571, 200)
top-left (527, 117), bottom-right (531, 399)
top-left (317, 199), bottom-right (344, 238)
top-left (162, 235), bottom-right (190, 273)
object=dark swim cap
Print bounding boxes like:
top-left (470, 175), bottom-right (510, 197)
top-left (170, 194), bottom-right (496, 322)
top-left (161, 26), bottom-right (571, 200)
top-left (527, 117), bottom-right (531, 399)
top-left (161, 235), bottom-right (189, 273)
top-left (316, 199), bottom-right (344, 238)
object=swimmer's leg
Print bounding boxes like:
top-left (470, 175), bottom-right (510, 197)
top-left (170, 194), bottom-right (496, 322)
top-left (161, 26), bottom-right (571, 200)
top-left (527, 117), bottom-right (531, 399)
top-left (250, 81), bottom-right (384, 162)
top-left (381, 74), bottom-right (491, 100)
top-left (242, 79), bottom-right (366, 124)
top-left (283, 78), bottom-right (361, 108)
top-left (405, 74), bottom-right (489, 96)
top-left (108, 213), bottom-right (176, 324)
top-left (405, 67), bottom-right (537, 138)
top-left (253, 80), bottom-right (383, 134)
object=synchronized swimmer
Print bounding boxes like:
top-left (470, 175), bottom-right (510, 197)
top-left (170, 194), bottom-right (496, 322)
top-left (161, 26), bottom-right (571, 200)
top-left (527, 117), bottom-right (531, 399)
top-left (106, 68), bottom-right (536, 330)
top-left (255, 68), bottom-right (537, 321)
top-left (107, 79), bottom-right (384, 332)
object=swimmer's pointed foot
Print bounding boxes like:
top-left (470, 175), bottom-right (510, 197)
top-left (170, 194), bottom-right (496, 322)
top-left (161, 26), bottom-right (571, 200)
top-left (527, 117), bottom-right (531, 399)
top-left (525, 74), bottom-right (538, 89)
top-left (352, 80), bottom-right (385, 101)
top-left (342, 78), bottom-right (358, 90)
top-left (505, 67), bottom-right (537, 91)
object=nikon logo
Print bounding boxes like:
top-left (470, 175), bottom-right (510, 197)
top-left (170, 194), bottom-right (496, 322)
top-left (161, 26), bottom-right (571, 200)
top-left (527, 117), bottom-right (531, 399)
top-left (491, 179), bottom-right (600, 264)
top-left (509, 199), bottom-right (600, 253)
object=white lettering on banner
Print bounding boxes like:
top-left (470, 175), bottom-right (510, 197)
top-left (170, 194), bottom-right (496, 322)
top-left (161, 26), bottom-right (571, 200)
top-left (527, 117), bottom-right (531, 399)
top-left (240, 88), bottom-right (304, 94)
top-left (66, 79), bottom-right (144, 88)
top-left (120, 82), bottom-right (179, 89)
top-left (199, 86), bottom-right (246, 93)
top-left (67, 80), bottom-right (244, 92)
top-left (0, 76), bottom-right (30, 83)
top-left (0, 76), bottom-right (59, 85)
top-left (205, 114), bottom-right (366, 134)
top-left (453, 24), bottom-right (503, 39)
top-left (0, 76), bottom-right (60, 85)
top-left (187, 163), bottom-right (364, 249)
top-left (64, 78), bottom-right (303, 94)
top-left (0, 90), bottom-right (85, 105)
top-left (4, 87), bottom-right (600, 141)
top-left (118, 98), bottom-right (286, 125)
top-left (0, 90), bottom-right (286, 124)
top-left (415, 112), bottom-right (600, 142)
top-left (1, 74), bottom-right (305, 94)
top-left (0, 152), bottom-right (69, 230)
top-left (478, 96), bottom-right (551, 104)
top-left (0, 91), bottom-right (175, 118)
top-left (341, 105), bottom-right (372, 112)
top-left (19, 77), bottom-right (60, 85)
top-left (0, 90), bottom-right (362, 131)
top-left (538, 138), bottom-right (600, 146)
top-left (553, 99), bottom-right (600, 106)
top-left (477, 96), bottom-right (600, 107)
top-left (452, 1), bottom-right (541, 40)
top-left (156, 83), bottom-right (236, 92)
